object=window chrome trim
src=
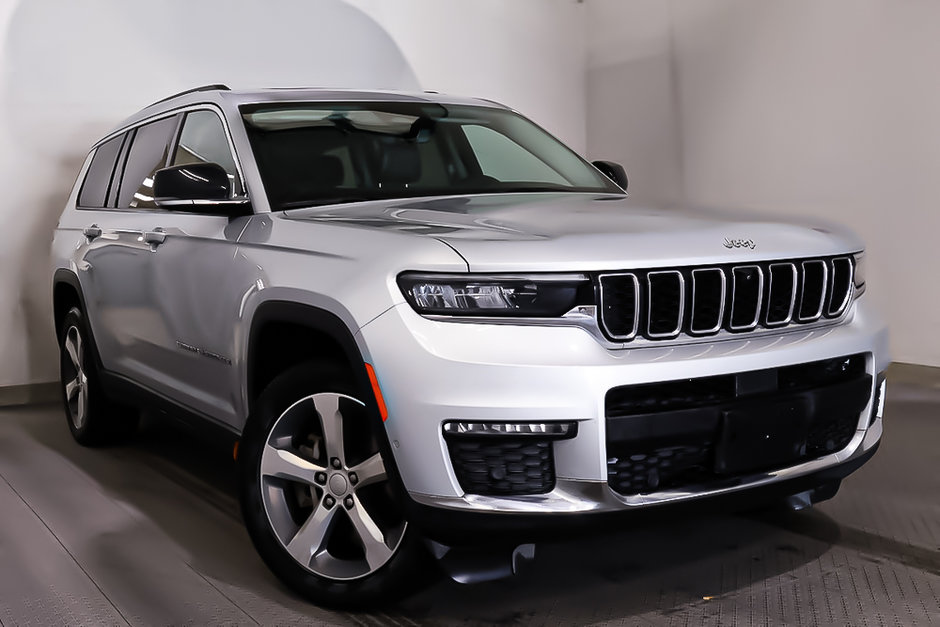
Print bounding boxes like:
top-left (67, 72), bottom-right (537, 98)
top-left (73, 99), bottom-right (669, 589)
top-left (689, 268), bottom-right (726, 335)
top-left (90, 103), bottom-right (249, 203)
top-left (597, 272), bottom-right (639, 341)
top-left (765, 262), bottom-right (797, 327)
top-left (798, 260), bottom-right (828, 322)
top-left (646, 270), bottom-right (685, 339)
top-left (728, 265), bottom-right (764, 331)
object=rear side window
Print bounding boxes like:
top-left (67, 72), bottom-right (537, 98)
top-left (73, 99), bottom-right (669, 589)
top-left (117, 115), bottom-right (180, 209)
top-left (77, 135), bottom-right (124, 208)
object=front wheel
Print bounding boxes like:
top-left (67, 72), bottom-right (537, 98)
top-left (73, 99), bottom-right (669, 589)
top-left (238, 363), bottom-right (432, 607)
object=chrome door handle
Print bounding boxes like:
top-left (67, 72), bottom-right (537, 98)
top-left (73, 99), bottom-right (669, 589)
top-left (143, 228), bottom-right (166, 247)
top-left (82, 225), bottom-right (102, 240)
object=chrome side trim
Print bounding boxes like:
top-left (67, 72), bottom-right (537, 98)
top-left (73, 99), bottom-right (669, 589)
top-left (597, 272), bottom-right (640, 341)
top-left (729, 265), bottom-right (764, 331)
top-left (646, 270), bottom-right (685, 339)
top-left (798, 260), bottom-right (828, 322)
top-left (765, 263), bottom-right (797, 327)
top-left (689, 268), bottom-right (726, 335)
top-left (827, 257), bottom-right (854, 317)
top-left (424, 306), bottom-right (851, 350)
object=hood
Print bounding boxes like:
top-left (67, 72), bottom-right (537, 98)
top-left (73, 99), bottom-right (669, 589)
top-left (283, 193), bottom-right (863, 272)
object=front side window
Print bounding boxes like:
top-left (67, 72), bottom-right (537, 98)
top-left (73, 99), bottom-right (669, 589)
top-left (78, 134), bottom-right (125, 208)
top-left (240, 102), bottom-right (621, 211)
top-left (117, 115), bottom-right (179, 209)
top-left (172, 110), bottom-right (242, 195)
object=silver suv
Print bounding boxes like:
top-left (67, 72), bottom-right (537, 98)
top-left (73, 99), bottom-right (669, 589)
top-left (51, 85), bottom-right (888, 606)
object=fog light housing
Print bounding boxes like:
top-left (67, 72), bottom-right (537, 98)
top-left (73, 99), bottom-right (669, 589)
top-left (442, 421), bottom-right (578, 496)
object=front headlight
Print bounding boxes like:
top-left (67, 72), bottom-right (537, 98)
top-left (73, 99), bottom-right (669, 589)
top-left (853, 252), bottom-right (866, 298)
top-left (397, 272), bottom-right (591, 316)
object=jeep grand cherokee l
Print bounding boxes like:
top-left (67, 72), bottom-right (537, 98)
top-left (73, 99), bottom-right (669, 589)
top-left (51, 85), bottom-right (888, 606)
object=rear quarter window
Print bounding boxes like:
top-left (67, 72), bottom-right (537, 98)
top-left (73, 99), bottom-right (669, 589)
top-left (77, 135), bottom-right (125, 208)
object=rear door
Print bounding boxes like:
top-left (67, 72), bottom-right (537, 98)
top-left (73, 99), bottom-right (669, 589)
top-left (66, 114), bottom-right (182, 379)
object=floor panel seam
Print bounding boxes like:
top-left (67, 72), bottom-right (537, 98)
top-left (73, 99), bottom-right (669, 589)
top-left (185, 564), bottom-right (260, 626)
top-left (0, 471), bottom-right (133, 627)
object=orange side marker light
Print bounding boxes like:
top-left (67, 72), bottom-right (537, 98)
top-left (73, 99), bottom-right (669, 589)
top-left (365, 363), bottom-right (389, 421)
top-left (233, 440), bottom-right (240, 461)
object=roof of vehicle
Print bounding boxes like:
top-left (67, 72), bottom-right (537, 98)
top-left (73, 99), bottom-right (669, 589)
top-left (110, 85), bottom-right (508, 138)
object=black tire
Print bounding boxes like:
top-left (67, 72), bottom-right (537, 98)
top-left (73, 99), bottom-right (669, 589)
top-left (58, 306), bottom-right (138, 446)
top-left (238, 361), bottom-right (434, 608)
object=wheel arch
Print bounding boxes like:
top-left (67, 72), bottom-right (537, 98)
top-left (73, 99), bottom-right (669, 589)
top-left (52, 269), bottom-right (85, 338)
top-left (245, 300), bottom-right (378, 416)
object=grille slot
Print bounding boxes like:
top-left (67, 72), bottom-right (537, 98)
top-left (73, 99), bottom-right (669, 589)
top-left (690, 269), bottom-right (725, 334)
top-left (729, 266), bottom-right (763, 330)
top-left (597, 256), bottom-right (854, 343)
top-left (798, 260), bottom-right (827, 322)
top-left (827, 257), bottom-right (853, 317)
top-left (647, 271), bottom-right (684, 338)
top-left (598, 273), bottom-right (639, 340)
top-left (766, 263), bottom-right (797, 326)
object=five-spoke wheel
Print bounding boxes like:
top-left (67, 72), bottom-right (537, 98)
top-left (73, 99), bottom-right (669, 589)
top-left (239, 362), bottom-right (428, 607)
top-left (259, 393), bottom-right (406, 580)
top-left (58, 306), bottom-right (136, 445)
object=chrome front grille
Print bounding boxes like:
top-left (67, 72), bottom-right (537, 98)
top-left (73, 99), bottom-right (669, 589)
top-left (598, 256), bottom-right (854, 342)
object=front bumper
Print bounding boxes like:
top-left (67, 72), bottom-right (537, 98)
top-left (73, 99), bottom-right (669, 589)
top-left (357, 298), bottom-right (887, 517)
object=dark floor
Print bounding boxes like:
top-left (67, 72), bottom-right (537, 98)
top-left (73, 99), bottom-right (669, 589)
top-left (0, 368), bottom-right (937, 626)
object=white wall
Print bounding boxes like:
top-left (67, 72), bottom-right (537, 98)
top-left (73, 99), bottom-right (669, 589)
top-left (586, 0), bottom-right (683, 206)
top-left (0, 0), bottom-right (587, 387)
top-left (587, 0), bottom-right (940, 366)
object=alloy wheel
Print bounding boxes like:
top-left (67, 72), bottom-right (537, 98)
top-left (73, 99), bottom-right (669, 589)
top-left (259, 392), bottom-right (406, 580)
top-left (62, 325), bottom-right (89, 430)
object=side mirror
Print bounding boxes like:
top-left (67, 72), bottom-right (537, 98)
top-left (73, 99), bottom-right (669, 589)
top-left (154, 163), bottom-right (231, 202)
top-left (592, 160), bottom-right (628, 191)
top-left (153, 163), bottom-right (251, 217)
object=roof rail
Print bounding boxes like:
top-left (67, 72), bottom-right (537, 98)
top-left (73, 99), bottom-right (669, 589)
top-left (146, 84), bottom-right (231, 108)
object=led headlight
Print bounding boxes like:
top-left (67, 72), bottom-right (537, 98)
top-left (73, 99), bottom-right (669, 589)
top-left (398, 272), bottom-right (591, 316)
top-left (853, 252), bottom-right (866, 297)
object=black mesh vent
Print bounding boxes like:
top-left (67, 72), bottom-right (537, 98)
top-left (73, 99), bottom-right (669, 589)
top-left (806, 413), bottom-right (857, 457)
top-left (778, 353), bottom-right (866, 392)
top-left (799, 261), bottom-right (826, 320)
top-left (647, 272), bottom-right (683, 336)
top-left (690, 269), bottom-right (724, 333)
top-left (730, 266), bottom-right (762, 329)
top-left (599, 274), bottom-right (638, 338)
top-left (766, 263), bottom-right (796, 325)
top-left (827, 257), bottom-right (852, 316)
top-left (446, 438), bottom-right (555, 496)
top-left (606, 375), bottom-right (736, 417)
top-left (607, 442), bottom-right (712, 494)
top-left (606, 353), bottom-right (870, 497)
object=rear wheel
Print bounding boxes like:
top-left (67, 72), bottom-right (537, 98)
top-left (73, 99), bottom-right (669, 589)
top-left (238, 362), bottom-right (432, 607)
top-left (58, 306), bottom-right (137, 445)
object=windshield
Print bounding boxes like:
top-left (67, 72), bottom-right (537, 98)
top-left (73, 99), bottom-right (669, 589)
top-left (240, 102), bottom-right (622, 211)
